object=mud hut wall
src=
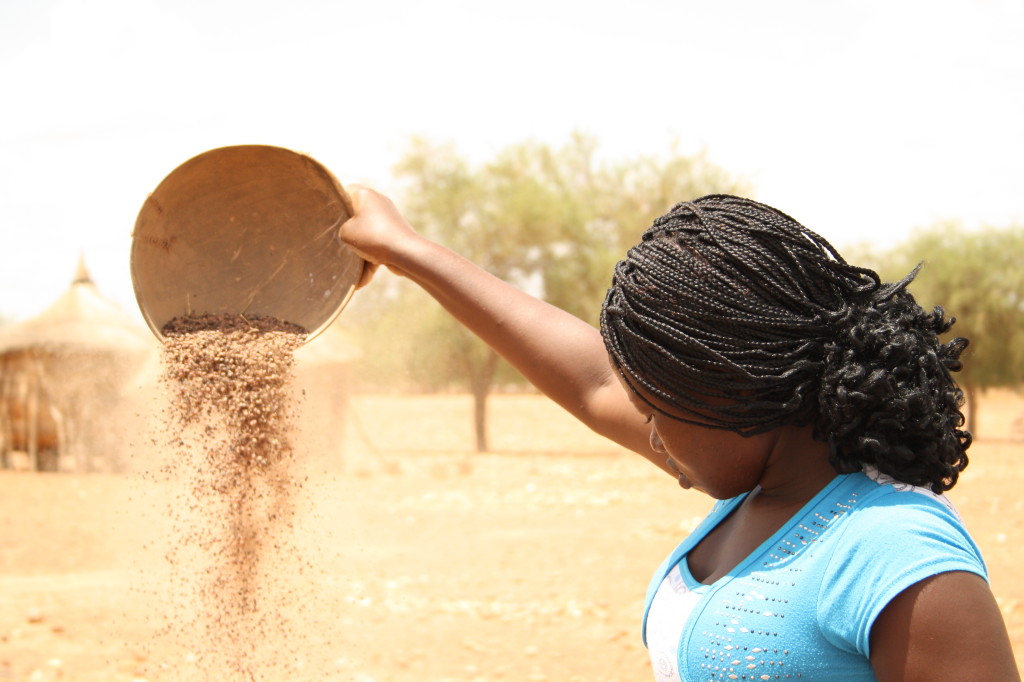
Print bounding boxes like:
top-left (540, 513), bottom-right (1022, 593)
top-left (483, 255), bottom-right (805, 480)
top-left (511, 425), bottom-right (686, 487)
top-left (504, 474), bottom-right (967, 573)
top-left (51, 347), bottom-right (150, 472)
top-left (0, 350), bottom-right (61, 470)
top-left (0, 346), bottom-right (149, 472)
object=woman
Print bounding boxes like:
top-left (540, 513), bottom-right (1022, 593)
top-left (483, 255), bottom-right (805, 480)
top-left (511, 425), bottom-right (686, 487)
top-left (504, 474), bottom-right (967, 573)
top-left (339, 188), bottom-right (1018, 680)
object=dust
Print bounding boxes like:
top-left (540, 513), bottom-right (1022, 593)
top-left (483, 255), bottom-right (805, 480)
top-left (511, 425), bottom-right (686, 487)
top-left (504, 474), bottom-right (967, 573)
top-left (154, 313), bottom-right (310, 680)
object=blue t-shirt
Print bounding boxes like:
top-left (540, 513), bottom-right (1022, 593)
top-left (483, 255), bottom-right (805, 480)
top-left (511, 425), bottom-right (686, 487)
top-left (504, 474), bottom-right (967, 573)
top-left (642, 470), bottom-right (987, 681)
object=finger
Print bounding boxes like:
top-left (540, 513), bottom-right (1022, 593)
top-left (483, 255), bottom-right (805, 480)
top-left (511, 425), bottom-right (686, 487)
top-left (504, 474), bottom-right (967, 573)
top-left (356, 261), bottom-right (379, 289)
top-left (337, 214), bottom-right (378, 266)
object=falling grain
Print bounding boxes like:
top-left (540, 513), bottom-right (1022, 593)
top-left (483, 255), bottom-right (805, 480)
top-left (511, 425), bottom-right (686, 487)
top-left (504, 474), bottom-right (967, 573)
top-left (158, 313), bottom-right (308, 680)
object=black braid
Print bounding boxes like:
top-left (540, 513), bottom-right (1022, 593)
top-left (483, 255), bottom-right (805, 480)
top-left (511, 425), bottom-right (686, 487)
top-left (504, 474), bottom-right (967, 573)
top-left (600, 195), bottom-right (970, 493)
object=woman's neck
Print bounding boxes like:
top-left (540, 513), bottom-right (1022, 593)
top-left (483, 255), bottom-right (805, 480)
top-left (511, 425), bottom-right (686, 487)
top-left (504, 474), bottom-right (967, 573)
top-left (753, 425), bottom-right (838, 508)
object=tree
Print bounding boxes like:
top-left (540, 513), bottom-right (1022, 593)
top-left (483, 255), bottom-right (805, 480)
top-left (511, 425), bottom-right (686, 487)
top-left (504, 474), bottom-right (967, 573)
top-left (367, 133), bottom-right (749, 451)
top-left (871, 222), bottom-right (1024, 433)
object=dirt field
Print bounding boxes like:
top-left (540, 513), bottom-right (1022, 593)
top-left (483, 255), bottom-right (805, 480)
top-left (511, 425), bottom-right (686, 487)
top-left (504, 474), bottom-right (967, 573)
top-left (2, 390), bottom-right (1023, 681)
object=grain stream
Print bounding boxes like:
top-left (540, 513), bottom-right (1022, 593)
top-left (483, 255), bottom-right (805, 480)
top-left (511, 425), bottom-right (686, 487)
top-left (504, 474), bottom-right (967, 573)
top-left (157, 313), bottom-right (308, 681)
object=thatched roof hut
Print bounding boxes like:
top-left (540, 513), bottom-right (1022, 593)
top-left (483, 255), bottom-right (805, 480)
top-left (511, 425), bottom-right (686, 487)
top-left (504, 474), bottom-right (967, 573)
top-left (0, 257), bottom-right (156, 471)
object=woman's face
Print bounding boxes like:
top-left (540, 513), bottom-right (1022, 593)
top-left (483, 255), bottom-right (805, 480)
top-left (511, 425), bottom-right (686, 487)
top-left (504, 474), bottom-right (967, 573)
top-left (617, 370), bottom-right (777, 500)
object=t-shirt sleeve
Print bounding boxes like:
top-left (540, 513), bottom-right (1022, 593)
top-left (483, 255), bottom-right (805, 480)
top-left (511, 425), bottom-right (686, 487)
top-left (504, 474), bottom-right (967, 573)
top-left (815, 492), bottom-right (987, 658)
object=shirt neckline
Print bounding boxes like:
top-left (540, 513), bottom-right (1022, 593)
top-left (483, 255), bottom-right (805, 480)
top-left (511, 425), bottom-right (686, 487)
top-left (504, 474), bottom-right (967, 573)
top-left (683, 474), bottom-right (849, 587)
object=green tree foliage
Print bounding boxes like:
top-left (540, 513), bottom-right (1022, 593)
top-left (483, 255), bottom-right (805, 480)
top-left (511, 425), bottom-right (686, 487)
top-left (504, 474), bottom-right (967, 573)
top-left (354, 133), bottom-right (748, 451)
top-left (867, 222), bottom-right (1024, 432)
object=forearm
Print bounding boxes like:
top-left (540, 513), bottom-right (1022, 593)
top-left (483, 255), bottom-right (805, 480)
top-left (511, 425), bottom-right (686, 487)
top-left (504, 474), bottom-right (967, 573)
top-left (392, 235), bottom-right (613, 420)
top-left (339, 185), bottom-right (658, 461)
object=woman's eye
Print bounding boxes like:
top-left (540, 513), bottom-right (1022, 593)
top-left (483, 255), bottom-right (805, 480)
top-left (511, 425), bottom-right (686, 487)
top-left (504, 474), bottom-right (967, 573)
top-left (643, 414), bottom-right (654, 424)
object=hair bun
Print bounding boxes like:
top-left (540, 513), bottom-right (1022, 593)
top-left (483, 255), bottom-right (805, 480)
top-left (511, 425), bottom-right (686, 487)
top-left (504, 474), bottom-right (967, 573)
top-left (816, 272), bottom-right (970, 492)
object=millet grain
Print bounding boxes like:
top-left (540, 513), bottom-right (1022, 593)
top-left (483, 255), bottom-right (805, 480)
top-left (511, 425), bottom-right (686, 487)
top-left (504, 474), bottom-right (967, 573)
top-left (158, 313), bottom-right (308, 680)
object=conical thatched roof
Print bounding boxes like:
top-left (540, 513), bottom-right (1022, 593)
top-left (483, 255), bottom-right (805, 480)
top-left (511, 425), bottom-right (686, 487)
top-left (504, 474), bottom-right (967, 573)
top-left (0, 256), bottom-right (155, 354)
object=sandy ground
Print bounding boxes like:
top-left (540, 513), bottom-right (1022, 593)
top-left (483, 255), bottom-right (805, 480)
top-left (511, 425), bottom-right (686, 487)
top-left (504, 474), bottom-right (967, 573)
top-left (2, 390), bottom-right (1024, 681)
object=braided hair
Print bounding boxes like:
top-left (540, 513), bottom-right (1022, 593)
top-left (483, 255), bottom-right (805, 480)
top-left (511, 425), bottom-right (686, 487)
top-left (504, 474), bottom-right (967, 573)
top-left (600, 195), bottom-right (970, 493)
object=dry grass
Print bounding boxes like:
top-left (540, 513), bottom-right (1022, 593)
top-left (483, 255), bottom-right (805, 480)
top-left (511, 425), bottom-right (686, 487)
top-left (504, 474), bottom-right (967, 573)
top-left (1, 390), bottom-right (1022, 681)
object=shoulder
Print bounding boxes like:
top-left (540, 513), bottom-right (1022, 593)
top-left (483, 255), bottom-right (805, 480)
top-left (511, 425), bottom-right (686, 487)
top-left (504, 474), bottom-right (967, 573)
top-left (827, 468), bottom-right (974, 539)
top-left (859, 465), bottom-right (964, 518)
top-left (825, 469), bottom-right (984, 576)
top-left (814, 471), bottom-right (987, 655)
top-left (845, 476), bottom-right (1017, 679)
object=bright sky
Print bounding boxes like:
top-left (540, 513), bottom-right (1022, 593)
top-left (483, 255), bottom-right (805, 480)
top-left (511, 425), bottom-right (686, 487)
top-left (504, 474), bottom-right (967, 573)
top-left (2, 0), bottom-right (1022, 323)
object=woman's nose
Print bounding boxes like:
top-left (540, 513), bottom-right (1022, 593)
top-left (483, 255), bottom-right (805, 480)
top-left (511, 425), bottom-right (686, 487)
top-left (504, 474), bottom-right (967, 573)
top-left (649, 428), bottom-right (666, 454)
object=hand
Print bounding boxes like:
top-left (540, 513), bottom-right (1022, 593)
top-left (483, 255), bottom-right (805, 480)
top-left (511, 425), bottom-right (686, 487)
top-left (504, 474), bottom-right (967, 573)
top-left (339, 184), bottom-right (419, 286)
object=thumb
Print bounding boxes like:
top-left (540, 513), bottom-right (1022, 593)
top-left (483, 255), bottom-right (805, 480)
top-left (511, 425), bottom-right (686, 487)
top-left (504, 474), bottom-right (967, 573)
top-left (343, 183), bottom-right (369, 214)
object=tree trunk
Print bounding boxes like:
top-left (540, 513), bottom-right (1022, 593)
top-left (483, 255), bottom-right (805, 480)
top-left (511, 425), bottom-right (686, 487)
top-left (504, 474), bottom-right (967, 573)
top-left (472, 387), bottom-right (488, 452)
top-left (469, 349), bottom-right (500, 452)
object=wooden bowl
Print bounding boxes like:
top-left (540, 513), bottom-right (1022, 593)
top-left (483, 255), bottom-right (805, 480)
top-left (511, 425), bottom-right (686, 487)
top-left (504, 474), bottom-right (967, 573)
top-left (130, 145), bottom-right (364, 342)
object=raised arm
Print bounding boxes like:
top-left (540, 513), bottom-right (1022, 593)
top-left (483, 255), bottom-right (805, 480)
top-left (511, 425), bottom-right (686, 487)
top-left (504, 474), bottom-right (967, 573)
top-left (338, 185), bottom-right (668, 472)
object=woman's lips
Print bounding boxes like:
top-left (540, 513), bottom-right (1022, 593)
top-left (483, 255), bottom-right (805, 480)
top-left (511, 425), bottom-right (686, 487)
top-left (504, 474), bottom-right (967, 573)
top-left (666, 458), bottom-right (692, 489)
